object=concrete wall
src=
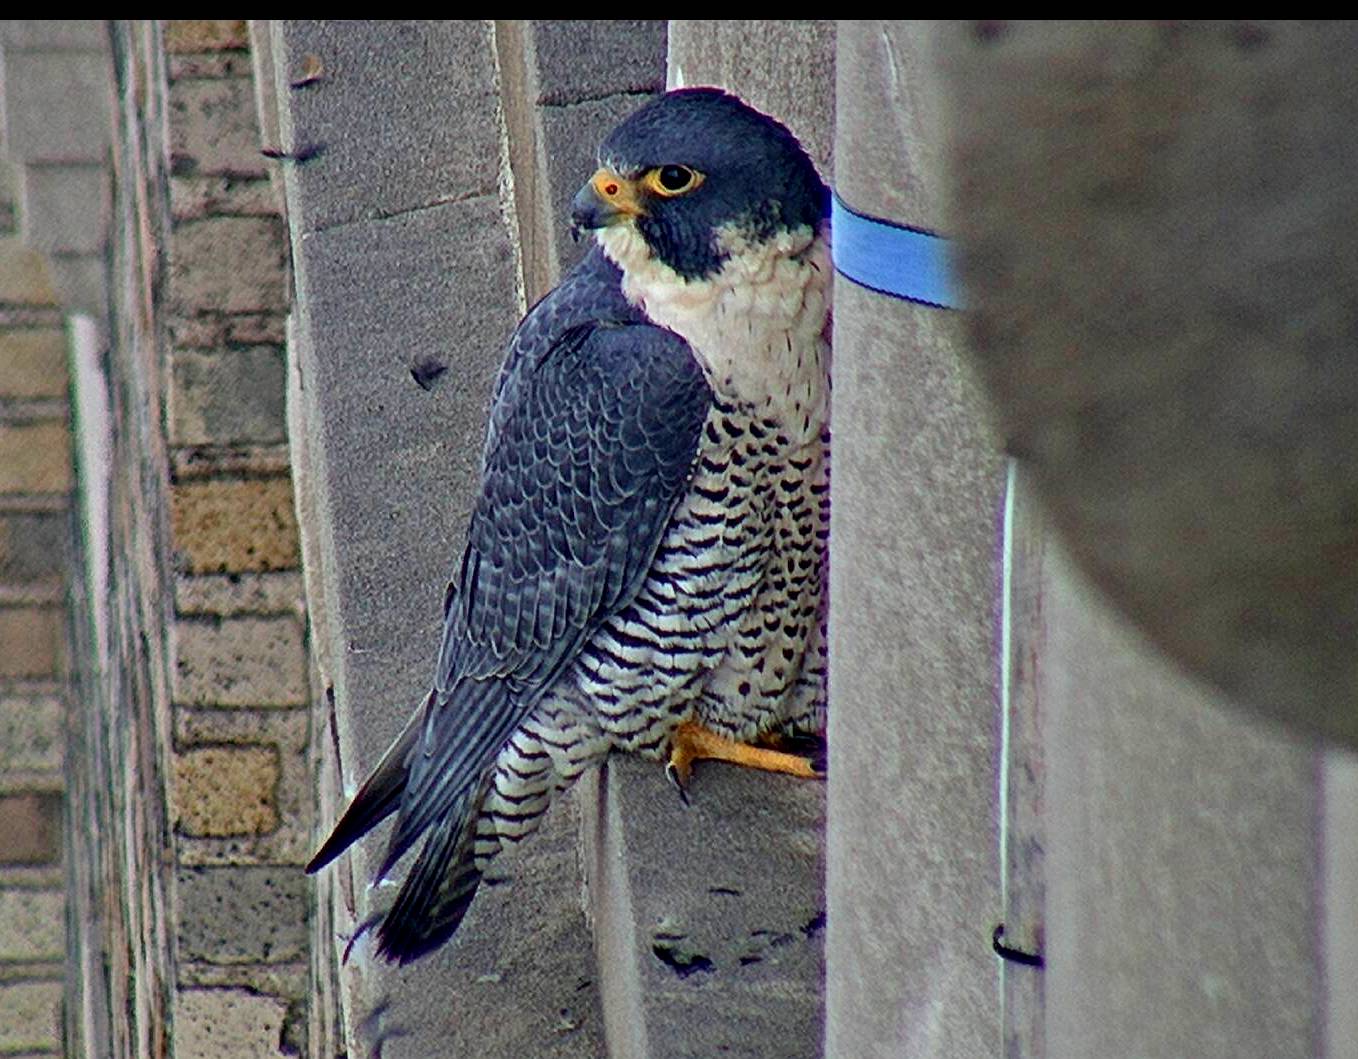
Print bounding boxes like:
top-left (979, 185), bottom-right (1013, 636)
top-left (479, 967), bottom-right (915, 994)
top-left (935, 18), bottom-right (1355, 1059)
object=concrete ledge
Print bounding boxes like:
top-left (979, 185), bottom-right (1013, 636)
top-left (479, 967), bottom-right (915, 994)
top-left (587, 758), bottom-right (825, 1059)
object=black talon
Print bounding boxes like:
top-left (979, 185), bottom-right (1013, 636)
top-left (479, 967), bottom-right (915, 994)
top-left (665, 762), bottom-right (691, 807)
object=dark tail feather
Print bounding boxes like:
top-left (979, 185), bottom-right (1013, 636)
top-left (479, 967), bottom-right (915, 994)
top-left (306, 705), bottom-right (425, 875)
top-left (374, 782), bottom-right (487, 964)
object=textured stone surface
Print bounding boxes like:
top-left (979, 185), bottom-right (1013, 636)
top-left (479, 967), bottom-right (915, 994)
top-left (826, 21), bottom-right (1003, 1059)
top-left (172, 615), bottom-right (308, 707)
top-left (168, 77), bottom-right (270, 178)
top-left (169, 347), bottom-right (287, 446)
top-left (0, 328), bottom-right (68, 399)
top-left (48, 254), bottom-right (108, 318)
top-left (344, 791), bottom-right (606, 1059)
top-left (18, 163), bottom-right (109, 255)
top-left (292, 194), bottom-right (514, 689)
top-left (169, 175), bottom-right (277, 220)
top-left (1, 51), bottom-right (112, 163)
top-left (176, 865), bottom-right (308, 963)
top-left (163, 20), bottom-right (250, 54)
top-left (0, 423), bottom-right (71, 495)
top-left (173, 571), bottom-right (305, 617)
top-left (1, 19), bottom-right (107, 50)
top-left (938, 20), bottom-right (1358, 746)
top-left (531, 20), bottom-right (666, 104)
top-left (174, 988), bottom-right (289, 1059)
top-left (168, 216), bottom-right (288, 316)
top-left (587, 759), bottom-right (826, 1059)
top-left (173, 746), bottom-right (281, 837)
top-left (0, 606), bottom-right (63, 678)
top-left (0, 511), bottom-right (68, 586)
top-left (272, 20), bottom-right (503, 234)
top-left (1043, 544), bottom-right (1319, 1057)
top-left (170, 310), bottom-right (287, 349)
top-left (0, 793), bottom-right (61, 864)
top-left (0, 980), bottom-right (62, 1052)
top-left (667, 21), bottom-right (836, 173)
top-left (0, 888), bottom-right (64, 960)
top-left (0, 695), bottom-right (64, 773)
top-left (169, 477), bottom-right (300, 573)
top-left (0, 237), bottom-right (59, 304)
top-left (173, 708), bottom-right (311, 866)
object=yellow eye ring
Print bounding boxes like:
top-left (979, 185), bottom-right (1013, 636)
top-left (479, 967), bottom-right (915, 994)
top-left (643, 165), bottom-right (704, 198)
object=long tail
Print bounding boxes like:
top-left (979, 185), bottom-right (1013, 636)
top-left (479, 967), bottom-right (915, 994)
top-left (306, 704), bottom-right (425, 875)
top-left (372, 711), bottom-right (606, 963)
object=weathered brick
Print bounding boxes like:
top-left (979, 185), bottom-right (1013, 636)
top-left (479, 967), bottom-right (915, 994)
top-left (0, 238), bottom-right (58, 306)
top-left (174, 988), bottom-right (287, 1059)
top-left (173, 708), bottom-right (311, 867)
top-left (0, 328), bottom-right (68, 398)
top-left (173, 746), bottom-right (280, 837)
top-left (169, 175), bottom-right (277, 220)
top-left (169, 347), bottom-right (286, 446)
top-left (0, 888), bottom-right (64, 960)
top-left (225, 313), bottom-right (286, 346)
top-left (176, 865), bottom-right (307, 963)
top-left (174, 572), bottom-right (305, 617)
top-left (0, 980), bottom-right (62, 1052)
top-left (168, 217), bottom-right (287, 316)
top-left (0, 793), bottom-right (61, 865)
top-left (167, 52), bottom-right (256, 80)
top-left (172, 615), bottom-right (307, 707)
top-left (0, 511), bottom-right (69, 585)
top-left (0, 422), bottom-right (71, 494)
top-left (170, 445), bottom-right (292, 482)
top-left (0, 606), bottom-right (63, 679)
top-left (168, 312), bottom-right (228, 349)
top-left (169, 477), bottom-right (300, 574)
top-left (168, 78), bottom-right (267, 178)
top-left (0, 695), bottom-right (64, 773)
top-left (163, 20), bottom-right (250, 53)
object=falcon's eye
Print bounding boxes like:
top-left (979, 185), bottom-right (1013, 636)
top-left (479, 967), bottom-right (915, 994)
top-left (644, 165), bottom-right (704, 197)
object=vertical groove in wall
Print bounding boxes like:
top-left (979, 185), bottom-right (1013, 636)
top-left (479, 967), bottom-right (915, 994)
top-left (491, 19), bottom-right (550, 308)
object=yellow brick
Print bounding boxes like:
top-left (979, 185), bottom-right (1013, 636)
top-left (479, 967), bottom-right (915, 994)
top-left (0, 607), bottom-right (62, 679)
top-left (0, 422), bottom-right (71, 494)
top-left (0, 328), bottom-right (68, 399)
top-left (0, 238), bottom-right (59, 307)
top-left (0, 890), bottom-right (64, 961)
top-left (169, 477), bottom-right (300, 573)
top-left (0, 981), bottom-right (62, 1052)
top-left (163, 20), bottom-right (249, 53)
top-left (173, 746), bottom-right (280, 837)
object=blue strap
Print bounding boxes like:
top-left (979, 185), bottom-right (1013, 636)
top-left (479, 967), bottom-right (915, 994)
top-left (831, 192), bottom-right (962, 310)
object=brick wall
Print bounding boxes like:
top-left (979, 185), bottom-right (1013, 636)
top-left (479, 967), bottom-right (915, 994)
top-left (159, 20), bottom-right (316, 1058)
top-left (1, 18), bottom-right (323, 1057)
top-left (0, 211), bottom-right (70, 1057)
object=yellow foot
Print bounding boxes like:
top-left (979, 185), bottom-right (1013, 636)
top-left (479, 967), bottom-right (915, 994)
top-left (665, 721), bottom-right (825, 805)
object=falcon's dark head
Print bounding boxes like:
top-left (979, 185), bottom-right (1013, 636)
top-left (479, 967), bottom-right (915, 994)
top-left (570, 88), bottom-right (828, 282)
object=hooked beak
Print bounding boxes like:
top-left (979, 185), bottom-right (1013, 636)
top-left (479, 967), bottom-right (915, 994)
top-left (570, 168), bottom-right (645, 240)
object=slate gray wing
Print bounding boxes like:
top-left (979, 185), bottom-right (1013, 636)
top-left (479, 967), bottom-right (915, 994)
top-left (380, 314), bottom-right (712, 875)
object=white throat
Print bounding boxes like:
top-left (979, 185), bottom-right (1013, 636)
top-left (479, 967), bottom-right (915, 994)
top-left (597, 222), bottom-right (831, 441)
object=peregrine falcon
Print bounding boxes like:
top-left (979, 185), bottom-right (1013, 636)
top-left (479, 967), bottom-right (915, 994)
top-left (307, 87), bottom-right (831, 963)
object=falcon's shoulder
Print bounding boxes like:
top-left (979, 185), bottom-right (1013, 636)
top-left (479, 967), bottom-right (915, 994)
top-left (448, 245), bottom-right (713, 686)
